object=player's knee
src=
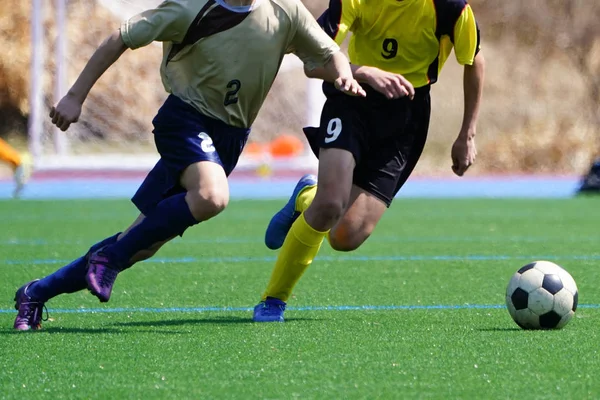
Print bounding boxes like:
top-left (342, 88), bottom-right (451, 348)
top-left (186, 188), bottom-right (229, 220)
top-left (310, 197), bottom-right (346, 227)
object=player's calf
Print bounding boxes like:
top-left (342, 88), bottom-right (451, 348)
top-left (328, 188), bottom-right (388, 251)
top-left (328, 216), bottom-right (377, 252)
top-left (328, 228), bottom-right (370, 252)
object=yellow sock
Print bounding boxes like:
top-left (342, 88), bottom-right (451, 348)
top-left (295, 186), bottom-right (333, 245)
top-left (262, 212), bottom-right (327, 302)
top-left (295, 185), bottom-right (316, 213)
top-left (0, 138), bottom-right (21, 169)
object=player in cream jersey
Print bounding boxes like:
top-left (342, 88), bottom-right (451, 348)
top-left (121, 0), bottom-right (344, 128)
top-left (12, 0), bottom-right (365, 330)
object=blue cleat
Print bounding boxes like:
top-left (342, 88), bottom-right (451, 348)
top-left (253, 297), bottom-right (286, 322)
top-left (265, 174), bottom-right (317, 250)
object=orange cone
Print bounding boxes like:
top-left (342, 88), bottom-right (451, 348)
top-left (269, 135), bottom-right (304, 158)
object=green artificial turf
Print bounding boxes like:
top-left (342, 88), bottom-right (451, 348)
top-left (0, 198), bottom-right (599, 399)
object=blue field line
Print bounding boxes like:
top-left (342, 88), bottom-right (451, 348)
top-left (4, 254), bottom-right (600, 266)
top-left (1, 235), bottom-right (599, 247)
top-left (0, 303), bottom-right (598, 315)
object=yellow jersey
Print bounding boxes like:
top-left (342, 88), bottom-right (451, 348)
top-left (318, 0), bottom-right (481, 87)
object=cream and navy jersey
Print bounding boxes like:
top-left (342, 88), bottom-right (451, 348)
top-left (318, 0), bottom-right (481, 88)
top-left (120, 0), bottom-right (339, 128)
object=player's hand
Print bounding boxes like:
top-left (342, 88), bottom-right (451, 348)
top-left (451, 133), bottom-right (477, 177)
top-left (334, 76), bottom-right (367, 97)
top-left (363, 67), bottom-right (415, 100)
top-left (50, 93), bottom-right (82, 132)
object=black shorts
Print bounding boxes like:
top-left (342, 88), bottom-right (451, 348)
top-left (304, 82), bottom-right (431, 207)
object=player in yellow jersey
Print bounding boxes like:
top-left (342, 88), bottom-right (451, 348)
top-left (0, 138), bottom-right (31, 198)
top-left (12, 0), bottom-right (366, 331)
top-left (254, 0), bottom-right (485, 321)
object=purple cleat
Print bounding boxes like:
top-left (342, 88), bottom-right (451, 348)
top-left (14, 280), bottom-right (46, 331)
top-left (86, 251), bottom-right (119, 303)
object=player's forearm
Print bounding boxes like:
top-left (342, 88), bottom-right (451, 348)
top-left (306, 62), bottom-right (368, 82)
top-left (459, 52), bottom-right (485, 139)
top-left (350, 64), bottom-right (375, 83)
top-left (67, 30), bottom-right (128, 103)
top-left (304, 52), bottom-right (353, 82)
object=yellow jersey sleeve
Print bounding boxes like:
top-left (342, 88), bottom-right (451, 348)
top-left (120, 0), bottom-right (195, 49)
top-left (452, 4), bottom-right (479, 65)
top-left (316, 0), bottom-right (360, 45)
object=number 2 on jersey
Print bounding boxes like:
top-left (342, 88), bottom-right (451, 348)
top-left (224, 80), bottom-right (241, 106)
top-left (325, 118), bottom-right (342, 144)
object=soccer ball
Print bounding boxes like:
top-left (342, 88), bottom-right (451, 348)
top-left (506, 261), bottom-right (578, 329)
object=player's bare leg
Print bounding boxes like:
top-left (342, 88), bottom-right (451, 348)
top-left (254, 148), bottom-right (354, 322)
top-left (328, 186), bottom-right (387, 251)
top-left (303, 149), bottom-right (355, 230)
top-left (179, 161), bottom-right (229, 221)
top-left (86, 161), bottom-right (228, 303)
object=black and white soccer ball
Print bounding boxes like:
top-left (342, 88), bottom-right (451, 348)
top-left (506, 261), bottom-right (578, 330)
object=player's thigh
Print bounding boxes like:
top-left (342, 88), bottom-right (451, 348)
top-left (305, 148), bottom-right (356, 229)
top-left (315, 148), bottom-right (355, 202)
top-left (329, 185), bottom-right (387, 252)
top-left (310, 91), bottom-right (365, 210)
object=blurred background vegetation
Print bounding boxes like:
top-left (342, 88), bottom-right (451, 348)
top-left (0, 0), bottom-right (598, 175)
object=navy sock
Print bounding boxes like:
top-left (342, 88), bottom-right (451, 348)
top-left (103, 193), bottom-right (198, 269)
top-left (28, 233), bottom-right (120, 302)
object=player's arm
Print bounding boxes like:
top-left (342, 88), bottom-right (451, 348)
top-left (290, 1), bottom-right (365, 97)
top-left (50, 1), bottom-right (190, 131)
top-left (461, 52), bottom-right (485, 141)
top-left (50, 31), bottom-right (127, 131)
top-left (306, 58), bottom-right (414, 100)
top-left (450, 6), bottom-right (484, 176)
top-left (321, 53), bottom-right (367, 97)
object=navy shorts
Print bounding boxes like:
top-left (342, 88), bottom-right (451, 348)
top-left (132, 95), bottom-right (250, 215)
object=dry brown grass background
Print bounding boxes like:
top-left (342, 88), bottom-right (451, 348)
top-left (1, 0), bottom-right (598, 175)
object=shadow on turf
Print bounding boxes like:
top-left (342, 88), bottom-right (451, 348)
top-left (477, 327), bottom-right (522, 332)
top-left (0, 327), bottom-right (190, 335)
top-left (112, 315), bottom-right (318, 327)
top-left (0, 317), bottom-right (318, 334)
